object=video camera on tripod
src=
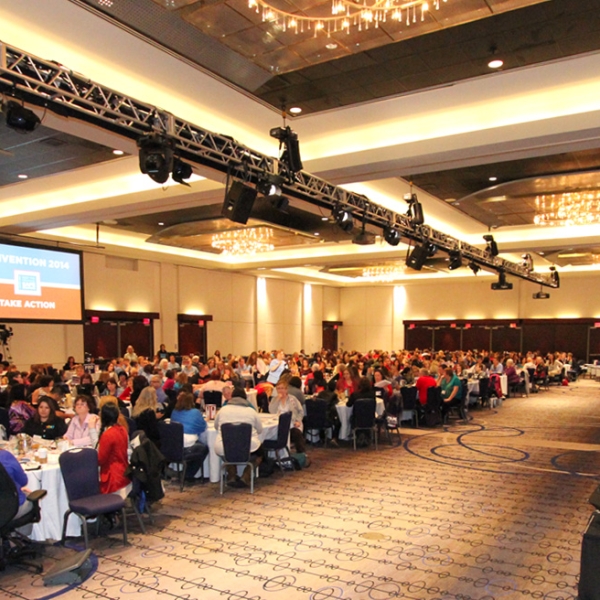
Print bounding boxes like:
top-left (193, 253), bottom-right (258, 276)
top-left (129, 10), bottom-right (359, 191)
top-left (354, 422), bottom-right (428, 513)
top-left (0, 324), bottom-right (14, 344)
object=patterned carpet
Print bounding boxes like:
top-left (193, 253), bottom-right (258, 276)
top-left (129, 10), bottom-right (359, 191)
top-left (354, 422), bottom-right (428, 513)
top-left (2, 380), bottom-right (599, 600)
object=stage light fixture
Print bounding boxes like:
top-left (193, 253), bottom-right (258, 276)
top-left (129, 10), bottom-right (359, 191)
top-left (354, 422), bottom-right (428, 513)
top-left (550, 265), bottom-right (560, 287)
top-left (3, 100), bottom-right (40, 133)
top-left (483, 234), bottom-right (499, 257)
top-left (447, 250), bottom-right (463, 270)
top-left (352, 213), bottom-right (376, 246)
top-left (491, 271), bottom-right (513, 291)
top-left (270, 125), bottom-right (303, 173)
top-left (172, 158), bottom-right (193, 186)
top-left (404, 193), bottom-right (424, 226)
top-left (257, 173), bottom-right (289, 212)
top-left (332, 205), bottom-right (354, 233)
top-left (533, 289), bottom-right (550, 300)
top-left (468, 261), bottom-right (481, 275)
top-left (521, 253), bottom-right (533, 271)
top-left (137, 133), bottom-right (174, 184)
top-left (383, 225), bottom-right (401, 246)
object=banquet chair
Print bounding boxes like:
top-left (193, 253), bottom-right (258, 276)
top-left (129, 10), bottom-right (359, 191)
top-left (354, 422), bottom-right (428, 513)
top-left (304, 398), bottom-right (330, 447)
top-left (352, 398), bottom-right (378, 450)
top-left (219, 423), bottom-right (256, 494)
top-left (127, 431), bottom-right (166, 530)
top-left (203, 390), bottom-right (223, 409)
top-left (0, 406), bottom-right (10, 438)
top-left (469, 377), bottom-right (491, 409)
top-left (377, 394), bottom-right (402, 446)
top-left (125, 417), bottom-right (138, 440)
top-left (424, 386), bottom-right (443, 427)
top-left (262, 411), bottom-right (293, 471)
top-left (59, 448), bottom-right (128, 549)
top-left (0, 463), bottom-right (47, 572)
top-left (400, 386), bottom-right (419, 427)
top-left (158, 420), bottom-right (205, 491)
top-left (449, 380), bottom-right (471, 423)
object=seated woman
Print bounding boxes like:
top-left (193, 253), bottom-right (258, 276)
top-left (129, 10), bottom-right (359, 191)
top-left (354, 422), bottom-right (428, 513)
top-left (98, 395), bottom-right (129, 432)
top-left (132, 386), bottom-right (161, 448)
top-left (269, 379), bottom-right (306, 454)
top-left (97, 403), bottom-right (131, 498)
top-left (439, 367), bottom-right (463, 421)
top-left (23, 397), bottom-right (67, 440)
top-left (64, 395), bottom-right (100, 447)
top-left (170, 391), bottom-right (209, 481)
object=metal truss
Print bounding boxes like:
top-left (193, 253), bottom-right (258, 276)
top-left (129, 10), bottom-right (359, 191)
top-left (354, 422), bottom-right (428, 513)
top-left (0, 41), bottom-right (557, 287)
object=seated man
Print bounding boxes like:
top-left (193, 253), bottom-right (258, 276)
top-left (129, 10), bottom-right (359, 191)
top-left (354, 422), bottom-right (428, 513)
top-left (214, 387), bottom-right (263, 488)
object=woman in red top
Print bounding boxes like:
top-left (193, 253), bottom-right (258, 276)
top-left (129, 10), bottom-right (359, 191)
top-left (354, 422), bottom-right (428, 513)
top-left (97, 403), bottom-right (131, 498)
top-left (336, 367), bottom-right (357, 398)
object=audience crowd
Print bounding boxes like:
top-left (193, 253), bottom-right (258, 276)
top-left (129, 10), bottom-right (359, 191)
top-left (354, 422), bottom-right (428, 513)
top-left (0, 345), bottom-right (582, 498)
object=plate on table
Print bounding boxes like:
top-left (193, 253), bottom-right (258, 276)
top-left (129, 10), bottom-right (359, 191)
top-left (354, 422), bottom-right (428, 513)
top-left (22, 461), bottom-right (41, 471)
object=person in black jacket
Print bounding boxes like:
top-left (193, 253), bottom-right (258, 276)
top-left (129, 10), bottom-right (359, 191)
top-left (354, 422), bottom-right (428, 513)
top-left (132, 387), bottom-right (162, 449)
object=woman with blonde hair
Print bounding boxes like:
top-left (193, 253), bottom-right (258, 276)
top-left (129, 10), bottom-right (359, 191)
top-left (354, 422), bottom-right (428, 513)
top-left (132, 386), bottom-right (161, 447)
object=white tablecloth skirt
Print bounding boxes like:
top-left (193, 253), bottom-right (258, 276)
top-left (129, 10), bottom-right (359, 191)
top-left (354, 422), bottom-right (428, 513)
top-left (336, 398), bottom-right (385, 441)
top-left (26, 462), bottom-right (81, 542)
top-left (204, 413), bottom-right (279, 483)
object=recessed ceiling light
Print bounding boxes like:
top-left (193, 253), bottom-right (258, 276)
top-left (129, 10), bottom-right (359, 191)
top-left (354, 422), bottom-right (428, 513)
top-left (102, 219), bottom-right (118, 225)
top-left (488, 59), bottom-right (504, 69)
top-left (325, 42), bottom-right (338, 50)
top-left (489, 176), bottom-right (498, 182)
top-left (539, 251), bottom-right (545, 256)
top-left (321, 216), bottom-right (329, 221)
top-left (289, 106), bottom-right (302, 115)
top-left (314, 232), bottom-right (320, 236)
top-left (17, 174), bottom-right (28, 179)
top-left (158, 222), bottom-right (165, 226)
top-left (112, 149), bottom-right (124, 155)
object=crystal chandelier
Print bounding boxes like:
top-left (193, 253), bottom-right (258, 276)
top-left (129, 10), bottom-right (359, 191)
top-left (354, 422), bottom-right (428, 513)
top-left (534, 191), bottom-right (600, 226)
top-left (247, 0), bottom-right (448, 36)
top-left (211, 227), bottom-right (275, 256)
top-left (361, 266), bottom-right (404, 281)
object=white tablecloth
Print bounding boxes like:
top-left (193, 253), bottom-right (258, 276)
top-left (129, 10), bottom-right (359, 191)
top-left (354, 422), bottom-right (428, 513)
top-left (246, 389), bottom-right (258, 410)
top-left (204, 413), bottom-right (279, 483)
top-left (26, 458), bottom-right (81, 542)
top-left (336, 398), bottom-right (385, 441)
top-left (585, 364), bottom-right (600, 378)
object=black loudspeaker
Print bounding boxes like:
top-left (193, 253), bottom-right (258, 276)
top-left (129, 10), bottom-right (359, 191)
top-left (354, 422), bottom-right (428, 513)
top-left (43, 548), bottom-right (93, 586)
top-left (221, 180), bottom-right (257, 224)
top-left (579, 512), bottom-right (600, 599)
top-left (406, 244), bottom-right (429, 271)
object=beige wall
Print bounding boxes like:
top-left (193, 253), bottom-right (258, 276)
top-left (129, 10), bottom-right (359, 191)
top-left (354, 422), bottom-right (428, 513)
top-left (6, 250), bottom-right (600, 369)
top-left (5, 253), bottom-right (337, 369)
top-left (338, 273), bottom-right (600, 352)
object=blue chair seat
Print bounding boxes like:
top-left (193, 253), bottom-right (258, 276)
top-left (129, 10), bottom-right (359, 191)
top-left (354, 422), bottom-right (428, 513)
top-left (69, 494), bottom-right (126, 516)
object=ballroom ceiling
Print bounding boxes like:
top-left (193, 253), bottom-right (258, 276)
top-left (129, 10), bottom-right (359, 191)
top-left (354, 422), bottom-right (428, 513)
top-left (73, 0), bottom-right (600, 114)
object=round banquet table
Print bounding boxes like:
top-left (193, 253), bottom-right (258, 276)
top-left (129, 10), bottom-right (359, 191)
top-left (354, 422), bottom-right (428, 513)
top-left (25, 457), bottom-right (81, 542)
top-left (336, 398), bottom-right (385, 441)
